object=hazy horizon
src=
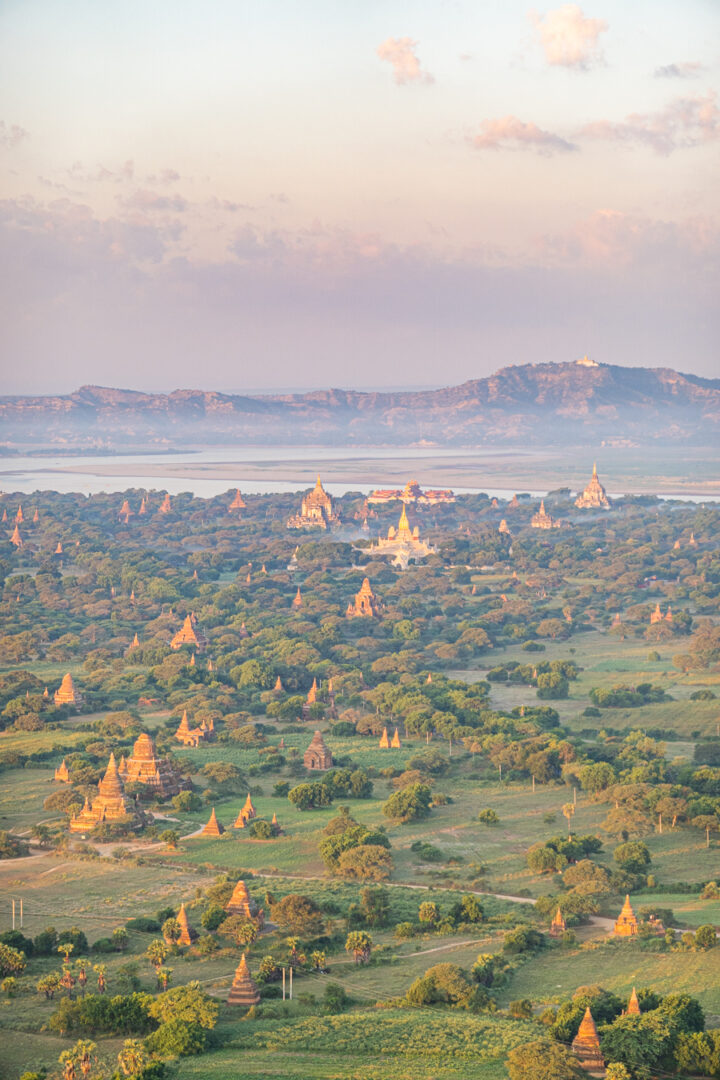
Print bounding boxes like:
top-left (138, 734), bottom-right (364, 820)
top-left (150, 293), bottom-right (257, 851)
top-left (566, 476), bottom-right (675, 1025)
top-left (1, 0), bottom-right (718, 393)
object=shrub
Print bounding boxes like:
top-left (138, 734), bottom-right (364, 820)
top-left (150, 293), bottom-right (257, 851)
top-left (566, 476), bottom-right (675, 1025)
top-left (382, 783), bottom-right (433, 824)
top-left (477, 808), bottom-right (499, 826)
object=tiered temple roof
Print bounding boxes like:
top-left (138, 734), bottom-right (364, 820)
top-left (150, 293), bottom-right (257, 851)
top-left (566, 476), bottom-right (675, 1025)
top-left (123, 732), bottom-right (182, 797)
top-left (626, 987), bottom-right (641, 1015)
top-left (531, 499), bottom-right (560, 529)
top-left (614, 895), bottom-right (639, 937)
top-left (575, 463), bottom-right (612, 510)
top-left (287, 476), bottom-right (339, 529)
top-left (170, 614), bottom-right (208, 653)
top-left (229, 489), bottom-right (246, 511)
top-left (54, 672), bottom-right (83, 707)
top-left (304, 730), bottom-right (333, 771)
top-left (371, 506), bottom-right (435, 569)
top-left (227, 953), bottom-right (260, 1008)
top-left (347, 577), bottom-right (382, 618)
top-left (69, 753), bottom-right (129, 832)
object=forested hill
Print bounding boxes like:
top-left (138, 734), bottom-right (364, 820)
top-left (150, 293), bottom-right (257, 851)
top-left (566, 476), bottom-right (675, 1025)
top-left (2, 359), bottom-right (719, 448)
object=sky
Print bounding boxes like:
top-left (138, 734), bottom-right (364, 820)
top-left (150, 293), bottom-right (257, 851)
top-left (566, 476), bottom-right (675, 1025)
top-left (1, 0), bottom-right (718, 394)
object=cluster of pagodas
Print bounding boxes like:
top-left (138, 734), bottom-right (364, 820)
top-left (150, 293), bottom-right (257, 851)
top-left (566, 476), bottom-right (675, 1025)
top-left (199, 795), bottom-right (283, 838)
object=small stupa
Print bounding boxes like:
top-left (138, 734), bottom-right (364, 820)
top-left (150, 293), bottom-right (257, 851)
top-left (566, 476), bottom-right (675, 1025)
top-left (379, 727), bottom-right (390, 748)
top-left (303, 730), bottom-right (333, 771)
top-left (201, 808), bottom-right (224, 836)
top-left (10, 524), bottom-right (23, 547)
top-left (292, 587), bottom-right (303, 608)
top-left (549, 907), bottom-right (566, 937)
top-left (227, 953), bottom-right (260, 1008)
top-left (54, 758), bottom-right (71, 783)
top-left (54, 672), bottom-right (83, 707)
top-left (614, 895), bottom-right (639, 937)
top-left (176, 903), bottom-right (193, 946)
top-left (626, 987), bottom-right (641, 1016)
top-left (390, 728), bottom-right (401, 748)
top-left (571, 1006), bottom-right (605, 1074)
top-left (229, 489), bottom-right (246, 512)
top-left (225, 879), bottom-right (258, 919)
top-left (158, 493), bottom-right (172, 514)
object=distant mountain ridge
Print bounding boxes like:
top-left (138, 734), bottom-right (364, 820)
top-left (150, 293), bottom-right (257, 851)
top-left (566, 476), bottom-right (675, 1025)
top-left (2, 360), bottom-right (719, 448)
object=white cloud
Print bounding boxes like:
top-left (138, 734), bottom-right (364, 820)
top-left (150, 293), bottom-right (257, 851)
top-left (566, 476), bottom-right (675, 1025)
top-left (376, 37), bottom-right (434, 85)
top-left (529, 5), bottom-right (608, 69)
top-left (471, 115), bottom-right (576, 154)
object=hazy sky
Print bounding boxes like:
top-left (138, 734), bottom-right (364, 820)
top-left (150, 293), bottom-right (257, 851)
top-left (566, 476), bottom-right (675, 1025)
top-left (1, 0), bottom-right (718, 393)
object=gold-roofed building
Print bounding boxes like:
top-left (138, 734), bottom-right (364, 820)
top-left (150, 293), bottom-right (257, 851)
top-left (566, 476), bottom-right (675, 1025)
top-left (225, 879), bottom-right (259, 919)
top-left (571, 1006), bottom-right (605, 1075)
top-left (549, 907), bottom-right (566, 937)
top-left (123, 732), bottom-right (182, 797)
top-left (170, 614), bottom-right (208, 653)
top-left (54, 672), bottom-right (83, 708)
top-left (346, 577), bottom-right (382, 618)
top-left (287, 476), bottom-right (339, 529)
top-left (54, 758), bottom-right (71, 783)
top-left (531, 500), bottom-right (560, 529)
top-left (227, 953), bottom-right (260, 1008)
top-left (229, 489), bottom-right (246, 512)
top-left (69, 752), bottom-right (129, 832)
top-left (575, 463), bottom-right (612, 510)
top-left (371, 505), bottom-right (435, 569)
top-left (201, 807), bottom-right (224, 836)
top-left (614, 895), bottom-right (639, 937)
top-left (304, 730), bottom-right (333, 771)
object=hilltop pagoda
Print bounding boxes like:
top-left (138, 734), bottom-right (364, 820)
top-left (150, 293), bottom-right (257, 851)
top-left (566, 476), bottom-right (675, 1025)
top-left (304, 730), bottom-right (333, 771)
top-left (571, 1006), bottom-right (605, 1075)
top-left (614, 895), bottom-right (639, 937)
top-left (287, 476), bottom-right (339, 529)
top-left (531, 500), bottom-right (560, 529)
top-left (54, 672), bottom-right (83, 708)
top-left (227, 953), bottom-right (260, 1008)
top-left (575, 464), bottom-right (612, 510)
top-left (170, 614), bottom-right (208, 653)
top-left (201, 807), bottom-right (224, 836)
top-left (346, 577), bottom-right (382, 618)
top-left (122, 732), bottom-right (182, 797)
top-left (69, 753), bottom-right (129, 832)
top-left (229, 489), bottom-right (246, 512)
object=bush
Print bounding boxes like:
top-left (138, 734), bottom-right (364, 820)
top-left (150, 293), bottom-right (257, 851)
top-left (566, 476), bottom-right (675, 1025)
top-left (125, 917), bottom-right (160, 933)
top-left (323, 983), bottom-right (350, 1013)
top-left (383, 783), bottom-right (433, 824)
top-left (477, 808), bottom-right (499, 826)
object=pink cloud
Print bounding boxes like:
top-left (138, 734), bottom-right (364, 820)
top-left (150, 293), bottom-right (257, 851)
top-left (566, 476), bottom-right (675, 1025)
top-left (68, 159), bottom-right (135, 183)
top-left (471, 115), bottom-right (576, 154)
top-left (534, 208), bottom-right (718, 267)
top-left (376, 37), bottom-right (434, 85)
top-left (580, 92), bottom-right (720, 155)
top-left (529, 5), bottom-right (608, 69)
top-left (0, 121), bottom-right (29, 150)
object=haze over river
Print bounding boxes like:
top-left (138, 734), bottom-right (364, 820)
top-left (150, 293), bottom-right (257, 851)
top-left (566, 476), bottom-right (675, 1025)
top-left (0, 445), bottom-right (717, 501)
